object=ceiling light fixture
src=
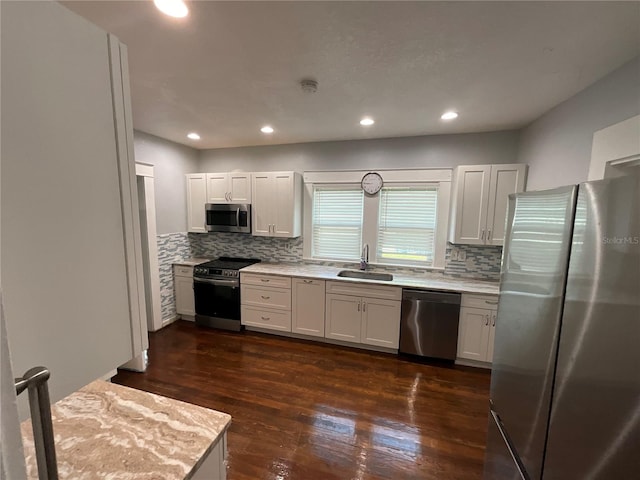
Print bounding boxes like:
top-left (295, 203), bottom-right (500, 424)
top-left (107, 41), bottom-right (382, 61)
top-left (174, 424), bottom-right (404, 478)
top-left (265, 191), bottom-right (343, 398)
top-left (441, 111), bottom-right (459, 120)
top-left (261, 126), bottom-right (274, 134)
top-left (187, 132), bottom-right (200, 140)
top-left (154, 0), bottom-right (189, 18)
top-left (360, 117), bottom-right (375, 126)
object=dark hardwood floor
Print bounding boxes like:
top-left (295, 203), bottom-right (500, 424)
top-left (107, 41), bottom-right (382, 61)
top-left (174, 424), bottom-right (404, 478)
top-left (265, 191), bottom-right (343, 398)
top-left (113, 321), bottom-right (491, 480)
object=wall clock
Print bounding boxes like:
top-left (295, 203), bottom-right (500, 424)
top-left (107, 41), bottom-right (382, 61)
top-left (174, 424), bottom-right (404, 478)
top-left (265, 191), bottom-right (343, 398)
top-left (361, 172), bottom-right (383, 195)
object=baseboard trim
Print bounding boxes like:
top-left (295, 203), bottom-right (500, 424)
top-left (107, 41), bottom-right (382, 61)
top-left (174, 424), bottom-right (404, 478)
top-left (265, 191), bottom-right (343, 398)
top-left (244, 327), bottom-right (398, 355)
top-left (455, 358), bottom-right (492, 369)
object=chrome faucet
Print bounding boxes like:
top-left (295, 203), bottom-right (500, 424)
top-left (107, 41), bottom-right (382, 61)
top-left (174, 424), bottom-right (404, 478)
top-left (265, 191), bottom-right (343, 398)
top-left (360, 244), bottom-right (369, 270)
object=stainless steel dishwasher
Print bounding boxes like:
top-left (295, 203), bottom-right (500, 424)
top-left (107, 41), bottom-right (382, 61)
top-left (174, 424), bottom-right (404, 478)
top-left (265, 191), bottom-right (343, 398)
top-left (399, 289), bottom-right (461, 360)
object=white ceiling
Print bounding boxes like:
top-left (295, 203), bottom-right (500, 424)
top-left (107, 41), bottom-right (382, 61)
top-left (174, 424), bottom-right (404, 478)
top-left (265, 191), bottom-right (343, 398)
top-left (63, 1), bottom-right (640, 150)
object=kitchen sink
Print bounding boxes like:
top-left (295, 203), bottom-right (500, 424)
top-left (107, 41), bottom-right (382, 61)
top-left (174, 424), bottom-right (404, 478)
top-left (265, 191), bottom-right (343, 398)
top-left (337, 270), bottom-right (394, 281)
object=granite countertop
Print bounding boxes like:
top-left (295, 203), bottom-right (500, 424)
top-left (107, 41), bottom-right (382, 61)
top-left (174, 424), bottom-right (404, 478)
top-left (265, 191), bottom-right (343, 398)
top-left (173, 257), bottom-right (210, 267)
top-left (240, 263), bottom-right (500, 295)
top-left (21, 380), bottom-right (231, 480)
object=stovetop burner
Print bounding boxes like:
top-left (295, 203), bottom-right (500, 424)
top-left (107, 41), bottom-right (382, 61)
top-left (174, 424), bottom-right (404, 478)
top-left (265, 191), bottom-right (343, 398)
top-left (197, 257), bottom-right (261, 270)
top-left (194, 257), bottom-right (261, 279)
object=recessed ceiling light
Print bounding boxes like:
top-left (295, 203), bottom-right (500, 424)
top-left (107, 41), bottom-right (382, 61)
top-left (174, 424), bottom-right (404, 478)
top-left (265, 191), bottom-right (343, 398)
top-left (154, 0), bottom-right (188, 18)
top-left (187, 132), bottom-right (200, 140)
top-left (441, 111), bottom-right (459, 120)
top-left (261, 126), bottom-right (274, 134)
top-left (360, 117), bottom-right (375, 126)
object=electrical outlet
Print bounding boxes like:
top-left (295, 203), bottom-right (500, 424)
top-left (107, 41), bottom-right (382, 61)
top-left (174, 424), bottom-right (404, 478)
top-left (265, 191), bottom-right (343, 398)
top-left (458, 250), bottom-right (466, 261)
top-left (451, 249), bottom-right (458, 261)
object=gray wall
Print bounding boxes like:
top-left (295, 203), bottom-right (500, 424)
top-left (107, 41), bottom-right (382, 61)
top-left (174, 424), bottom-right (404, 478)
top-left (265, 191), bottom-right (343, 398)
top-left (199, 130), bottom-right (519, 172)
top-left (133, 130), bottom-right (199, 234)
top-left (517, 56), bottom-right (640, 191)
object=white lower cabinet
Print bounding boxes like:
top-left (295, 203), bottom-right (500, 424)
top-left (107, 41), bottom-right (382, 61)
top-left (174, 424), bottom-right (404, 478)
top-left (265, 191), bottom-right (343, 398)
top-left (240, 273), bottom-right (292, 332)
top-left (361, 298), bottom-right (401, 349)
top-left (174, 265), bottom-right (195, 318)
top-left (292, 278), bottom-right (326, 337)
top-left (325, 282), bottom-right (402, 349)
top-left (457, 294), bottom-right (498, 365)
top-left (325, 294), bottom-right (362, 342)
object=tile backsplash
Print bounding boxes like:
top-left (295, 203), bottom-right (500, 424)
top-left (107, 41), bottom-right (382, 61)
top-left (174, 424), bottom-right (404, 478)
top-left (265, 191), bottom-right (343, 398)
top-left (156, 232), bottom-right (502, 323)
top-left (186, 232), bottom-right (502, 281)
top-left (157, 232), bottom-right (191, 322)
top-left (188, 232), bottom-right (303, 263)
top-left (444, 244), bottom-right (502, 281)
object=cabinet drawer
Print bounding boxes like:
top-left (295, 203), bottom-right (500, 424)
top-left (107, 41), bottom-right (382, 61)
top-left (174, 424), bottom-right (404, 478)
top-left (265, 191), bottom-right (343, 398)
top-left (292, 277), bottom-right (324, 287)
top-left (461, 294), bottom-right (499, 310)
top-left (174, 265), bottom-right (194, 277)
top-left (326, 281), bottom-right (402, 301)
top-left (241, 306), bottom-right (291, 331)
top-left (241, 285), bottom-right (291, 310)
top-left (241, 273), bottom-right (291, 289)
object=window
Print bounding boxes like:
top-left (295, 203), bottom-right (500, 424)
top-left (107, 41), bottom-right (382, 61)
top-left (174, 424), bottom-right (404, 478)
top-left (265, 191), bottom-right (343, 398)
top-left (304, 170), bottom-right (451, 268)
top-left (377, 186), bottom-right (438, 266)
top-left (312, 186), bottom-right (364, 260)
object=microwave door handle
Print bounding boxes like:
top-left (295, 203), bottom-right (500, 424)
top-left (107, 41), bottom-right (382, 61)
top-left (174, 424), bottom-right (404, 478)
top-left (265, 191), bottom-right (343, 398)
top-left (236, 207), bottom-right (240, 228)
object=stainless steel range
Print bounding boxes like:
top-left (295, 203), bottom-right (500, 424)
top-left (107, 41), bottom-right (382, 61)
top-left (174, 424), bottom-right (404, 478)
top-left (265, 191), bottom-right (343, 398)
top-left (193, 257), bottom-right (260, 331)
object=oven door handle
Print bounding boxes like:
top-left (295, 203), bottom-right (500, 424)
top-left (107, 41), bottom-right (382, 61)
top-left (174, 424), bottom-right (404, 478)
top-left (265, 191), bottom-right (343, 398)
top-left (194, 277), bottom-right (239, 287)
top-left (236, 207), bottom-right (241, 228)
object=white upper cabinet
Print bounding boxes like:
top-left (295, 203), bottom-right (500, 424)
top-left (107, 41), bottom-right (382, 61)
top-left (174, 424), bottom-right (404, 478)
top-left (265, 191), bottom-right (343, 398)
top-left (251, 172), bottom-right (302, 238)
top-left (186, 173), bottom-right (207, 233)
top-left (206, 172), bottom-right (251, 203)
top-left (449, 164), bottom-right (527, 246)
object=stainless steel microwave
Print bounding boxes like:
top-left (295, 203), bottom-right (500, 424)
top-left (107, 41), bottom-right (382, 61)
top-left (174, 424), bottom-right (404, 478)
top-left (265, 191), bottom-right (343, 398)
top-left (205, 203), bottom-right (251, 233)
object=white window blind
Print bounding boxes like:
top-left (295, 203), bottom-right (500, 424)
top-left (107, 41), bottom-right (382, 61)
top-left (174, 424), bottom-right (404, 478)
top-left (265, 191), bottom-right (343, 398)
top-left (377, 186), bottom-right (438, 266)
top-left (312, 187), bottom-right (364, 260)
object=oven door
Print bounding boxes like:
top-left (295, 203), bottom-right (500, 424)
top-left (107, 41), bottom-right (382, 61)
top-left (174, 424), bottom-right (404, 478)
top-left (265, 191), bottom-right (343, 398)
top-left (193, 277), bottom-right (240, 321)
top-left (205, 204), bottom-right (251, 233)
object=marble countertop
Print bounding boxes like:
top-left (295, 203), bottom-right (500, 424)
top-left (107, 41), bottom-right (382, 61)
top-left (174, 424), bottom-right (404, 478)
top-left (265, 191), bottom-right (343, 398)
top-left (21, 380), bottom-right (231, 480)
top-left (241, 263), bottom-right (499, 295)
top-left (173, 257), bottom-right (210, 267)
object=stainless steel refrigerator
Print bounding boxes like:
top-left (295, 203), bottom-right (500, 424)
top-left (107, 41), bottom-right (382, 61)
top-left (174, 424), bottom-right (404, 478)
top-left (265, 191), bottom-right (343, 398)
top-left (483, 172), bottom-right (640, 479)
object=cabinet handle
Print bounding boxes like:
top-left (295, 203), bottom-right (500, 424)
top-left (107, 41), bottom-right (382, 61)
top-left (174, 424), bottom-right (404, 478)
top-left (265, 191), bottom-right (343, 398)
top-left (357, 302), bottom-right (361, 312)
top-left (492, 314), bottom-right (496, 327)
top-left (481, 229), bottom-right (485, 240)
top-left (228, 192), bottom-right (232, 201)
top-left (485, 314), bottom-right (489, 326)
top-left (363, 302), bottom-right (366, 312)
top-left (261, 316), bottom-right (270, 321)
top-left (488, 229), bottom-right (492, 241)
top-left (485, 300), bottom-right (498, 305)
top-left (260, 279), bottom-right (270, 283)
top-left (261, 295), bottom-right (270, 299)
top-left (303, 280), bottom-right (313, 284)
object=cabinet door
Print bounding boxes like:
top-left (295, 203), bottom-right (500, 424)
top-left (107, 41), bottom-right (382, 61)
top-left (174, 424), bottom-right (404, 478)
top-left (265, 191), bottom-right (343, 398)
top-left (292, 279), bottom-right (326, 337)
top-left (486, 311), bottom-right (497, 363)
top-left (175, 276), bottom-right (195, 316)
top-left (206, 173), bottom-right (229, 203)
top-left (361, 298), bottom-right (401, 349)
top-left (457, 307), bottom-right (491, 361)
top-left (325, 294), bottom-right (361, 343)
top-left (251, 173), bottom-right (273, 236)
top-left (486, 164), bottom-right (527, 246)
top-left (229, 173), bottom-right (251, 203)
top-left (272, 172), bottom-right (294, 237)
top-left (450, 165), bottom-right (491, 244)
top-left (186, 175), bottom-right (207, 232)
